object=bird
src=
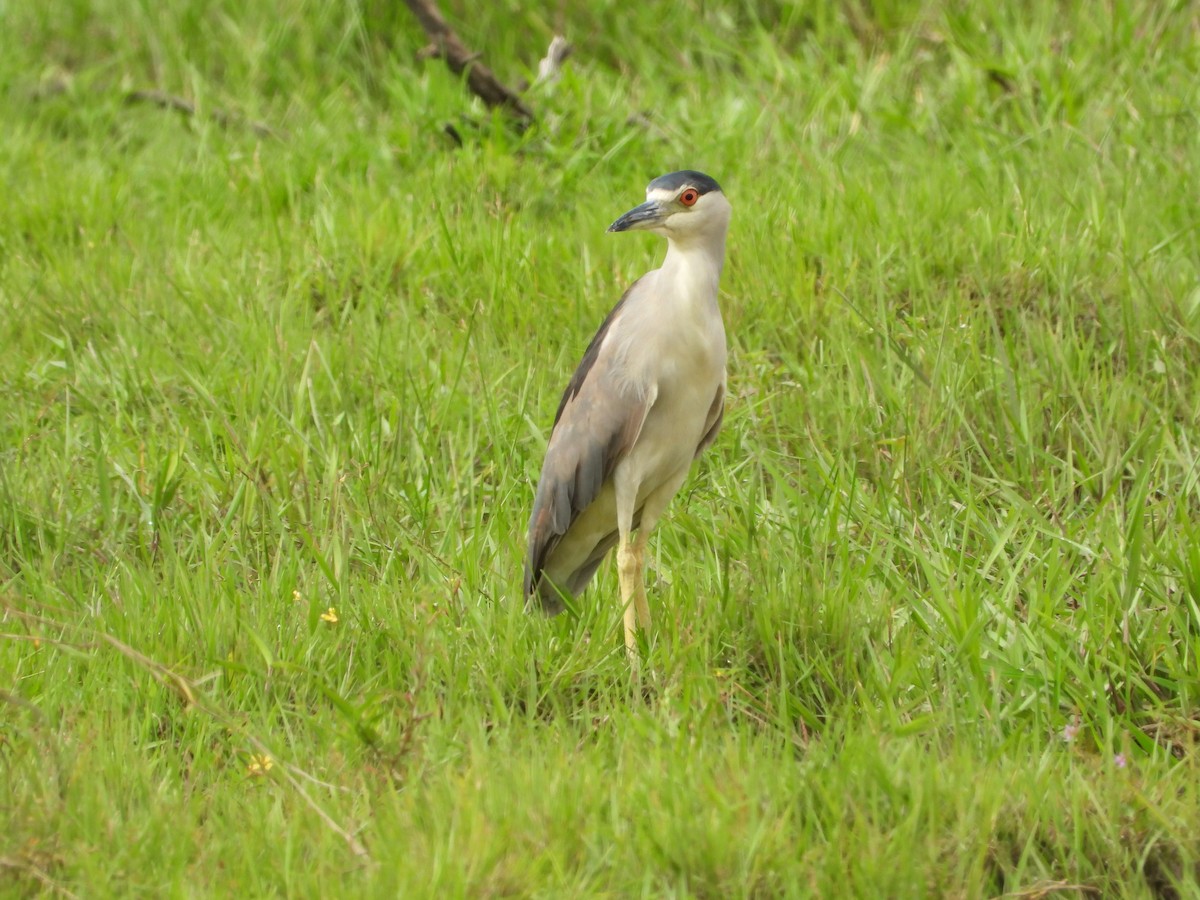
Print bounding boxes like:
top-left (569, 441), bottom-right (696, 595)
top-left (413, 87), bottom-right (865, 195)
top-left (524, 170), bottom-right (731, 656)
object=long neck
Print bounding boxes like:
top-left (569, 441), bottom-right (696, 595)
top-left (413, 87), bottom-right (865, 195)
top-left (660, 232), bottom-right (726, 310)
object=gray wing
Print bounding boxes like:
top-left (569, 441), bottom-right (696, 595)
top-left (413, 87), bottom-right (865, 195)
top-left (525, 281), bottom-right (652, 608)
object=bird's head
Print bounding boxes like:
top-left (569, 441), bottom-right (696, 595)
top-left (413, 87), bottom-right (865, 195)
top-left (607, 170), bottom-right (730, 244)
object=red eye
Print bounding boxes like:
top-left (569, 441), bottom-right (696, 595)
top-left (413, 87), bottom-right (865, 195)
top-left (679, 189), bottom-right (699, 207)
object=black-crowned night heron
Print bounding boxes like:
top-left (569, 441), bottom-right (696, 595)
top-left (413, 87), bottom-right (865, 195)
top-left (524, 170), bottom-right (730, 655)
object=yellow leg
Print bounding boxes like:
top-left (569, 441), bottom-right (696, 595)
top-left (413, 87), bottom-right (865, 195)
top-left (617, 533), bottom-right (641, 656)
top-left (613, 466), bottom-right (679, 664)
top-left (632, 530), bottom-right (651, 631)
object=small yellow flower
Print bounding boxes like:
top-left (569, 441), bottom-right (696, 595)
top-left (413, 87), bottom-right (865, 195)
top-left (320, 607), bottom-right (339, 624)
top-left (247, 753), bottom-right (274, 776)
top-left (292, 590), bottom-right (303, 603)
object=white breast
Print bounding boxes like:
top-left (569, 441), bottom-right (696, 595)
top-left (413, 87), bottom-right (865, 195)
top-left (611, 262), bottom-right (727, 500)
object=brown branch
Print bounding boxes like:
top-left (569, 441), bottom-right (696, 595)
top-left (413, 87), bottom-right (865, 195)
top-left (403, 0), bottom-right (534, 125)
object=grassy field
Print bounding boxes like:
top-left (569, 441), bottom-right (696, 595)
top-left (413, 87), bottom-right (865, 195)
top-left (2, 0), bottom-right (1199, 895)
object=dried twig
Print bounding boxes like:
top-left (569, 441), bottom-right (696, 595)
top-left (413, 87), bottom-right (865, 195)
top-left (2, 597), bottom-right (369, 862)
top-left (100, 633), bottom-right (200, 707)
top-left (98, 633), bottom-right (370, 860)
top-left (993, 881), bottom-right (1102, 898)
top-left (0, 688), bottom-right (45, 718)
top-left (0, 856), bottom-right (80, 900)
top-left (124, 89), bottom-right (283, 139)
top-left (403, 0), bottom-right (534, 124)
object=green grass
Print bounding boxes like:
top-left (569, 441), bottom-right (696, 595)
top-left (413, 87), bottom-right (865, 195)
top-left (2, 0), bottom-right (1199, 895)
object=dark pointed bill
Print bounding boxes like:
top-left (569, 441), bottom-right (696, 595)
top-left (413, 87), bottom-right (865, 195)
top-left (607, 200), bottom-right (667, 233)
